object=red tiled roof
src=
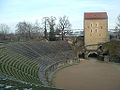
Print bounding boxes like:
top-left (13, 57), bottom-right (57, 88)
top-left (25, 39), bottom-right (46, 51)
top-left (84, 12), bottom-right (108, 19)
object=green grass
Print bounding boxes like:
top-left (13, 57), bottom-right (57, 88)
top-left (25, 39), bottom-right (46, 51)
top-left (0, 47), bottom-right (42, 86)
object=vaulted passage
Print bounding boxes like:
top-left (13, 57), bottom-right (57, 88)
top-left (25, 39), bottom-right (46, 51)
top-left (88, 53), bottom-right (97, 58)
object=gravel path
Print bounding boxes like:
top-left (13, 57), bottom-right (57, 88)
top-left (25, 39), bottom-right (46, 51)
top-left (54, 58), bottom-right (120, 90)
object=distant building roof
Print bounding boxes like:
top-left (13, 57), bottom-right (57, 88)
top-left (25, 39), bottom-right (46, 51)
top-left (84, 12), bottom-right (108, 19)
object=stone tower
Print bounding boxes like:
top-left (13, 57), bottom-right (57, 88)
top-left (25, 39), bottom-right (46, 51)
top-left (84, 12), bottom-right (109, 50)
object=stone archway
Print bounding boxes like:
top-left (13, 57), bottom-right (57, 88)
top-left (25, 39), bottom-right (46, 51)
top-left (88, 52), bottom-right (98, 57)
top-left (85, 51), bottom-right (98, 58)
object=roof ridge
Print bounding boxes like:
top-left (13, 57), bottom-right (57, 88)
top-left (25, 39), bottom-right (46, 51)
top-left (84, 12), bottom-right (108, 19)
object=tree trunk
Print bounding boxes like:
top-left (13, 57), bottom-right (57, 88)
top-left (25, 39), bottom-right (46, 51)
top-left (61, 29), bottom-right (64, 40)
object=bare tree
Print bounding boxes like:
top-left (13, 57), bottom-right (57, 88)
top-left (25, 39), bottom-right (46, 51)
top-left (58, 16), bottom-right (71, 40)
top-left (42, 17), bottom-right (49, 39)
top-left (47, 16), bottom-right (56, 41)
top-left (117, 15), bottom-right (120, 28)
top-left (16, 21), bottom-right (32, 40)
top-left (0, 24), bottom-right (9, 40)
top-left (115, 14), bottom-right (120, 39)
top-left (32, 21), bottom-right (44, 39)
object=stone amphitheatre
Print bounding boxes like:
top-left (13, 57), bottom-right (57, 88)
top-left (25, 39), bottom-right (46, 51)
top-left (0, 12), bottom-right (120, 90)
top-left (0, 40), bottom-right (120, 90)
top-left (0, 41), bottom-right (77, 89)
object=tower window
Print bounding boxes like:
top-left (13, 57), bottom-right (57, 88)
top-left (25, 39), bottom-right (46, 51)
top-left (91, 24), bottom-right (92, 27)
top-left (95, 29), bottom-right (97, 32)
top-left (91, 29), bottom-right (92, 32)
top-left (96, 23), bottom-right (99, 27)
top-left (101, 26), bottom-right (103, 29)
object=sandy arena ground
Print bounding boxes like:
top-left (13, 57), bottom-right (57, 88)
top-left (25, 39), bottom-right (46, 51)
top-left (54, 58), bottom-right (120, 90)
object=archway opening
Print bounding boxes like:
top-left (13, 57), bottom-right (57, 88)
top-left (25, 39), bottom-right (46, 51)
top-left (88, 52), bottom-right (98, 58)
top-left (88, 53), bottom-right (98, 61)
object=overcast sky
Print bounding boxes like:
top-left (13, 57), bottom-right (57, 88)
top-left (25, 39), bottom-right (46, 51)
top-left (0, 0), bottom-right (120, 32)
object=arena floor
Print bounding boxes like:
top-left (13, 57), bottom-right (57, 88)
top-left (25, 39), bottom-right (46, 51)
top-left (54, 58), bottom-right (120, 90)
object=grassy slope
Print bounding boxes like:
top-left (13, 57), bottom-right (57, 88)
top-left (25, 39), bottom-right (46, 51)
top-left (103, 40), bottom-right (120, 62)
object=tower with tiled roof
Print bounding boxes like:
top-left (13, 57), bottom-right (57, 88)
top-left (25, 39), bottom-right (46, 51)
top-left (84, 12), bottom-right (109, 50)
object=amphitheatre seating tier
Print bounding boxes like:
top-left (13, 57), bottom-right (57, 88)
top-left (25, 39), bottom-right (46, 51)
top-left (0, 76), bottom-right (64, 90)
top-left (0, 47), bottom-right (42, 85)
top-left (0, 41), bottom-right (75, 87)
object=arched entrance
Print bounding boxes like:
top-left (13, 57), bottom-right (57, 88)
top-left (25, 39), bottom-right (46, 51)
top-left (88, 52), bottom-right (98, 58)
top-left (86, 51), bottom-right (98, 58)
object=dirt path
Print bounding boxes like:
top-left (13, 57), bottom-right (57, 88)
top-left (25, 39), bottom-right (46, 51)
top-left (54, 58), bottom-right (120, 90)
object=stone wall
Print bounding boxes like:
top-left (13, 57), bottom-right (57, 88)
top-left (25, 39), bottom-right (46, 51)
top-left (84, 19), bottom-right (109, 50)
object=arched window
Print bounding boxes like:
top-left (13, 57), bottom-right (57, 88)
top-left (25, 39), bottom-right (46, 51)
top-left (96, 23), bottom-right (99, 27)
top-left (91, 29), bottom-right (92, 32)
top-left (95, 29), bottom-right (97, 32)
top-left (91, 24), bottom-right (93, 27)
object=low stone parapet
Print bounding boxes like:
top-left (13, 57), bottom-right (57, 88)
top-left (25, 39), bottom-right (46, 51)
top-left (44, 58), bottom-right (80, 86)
